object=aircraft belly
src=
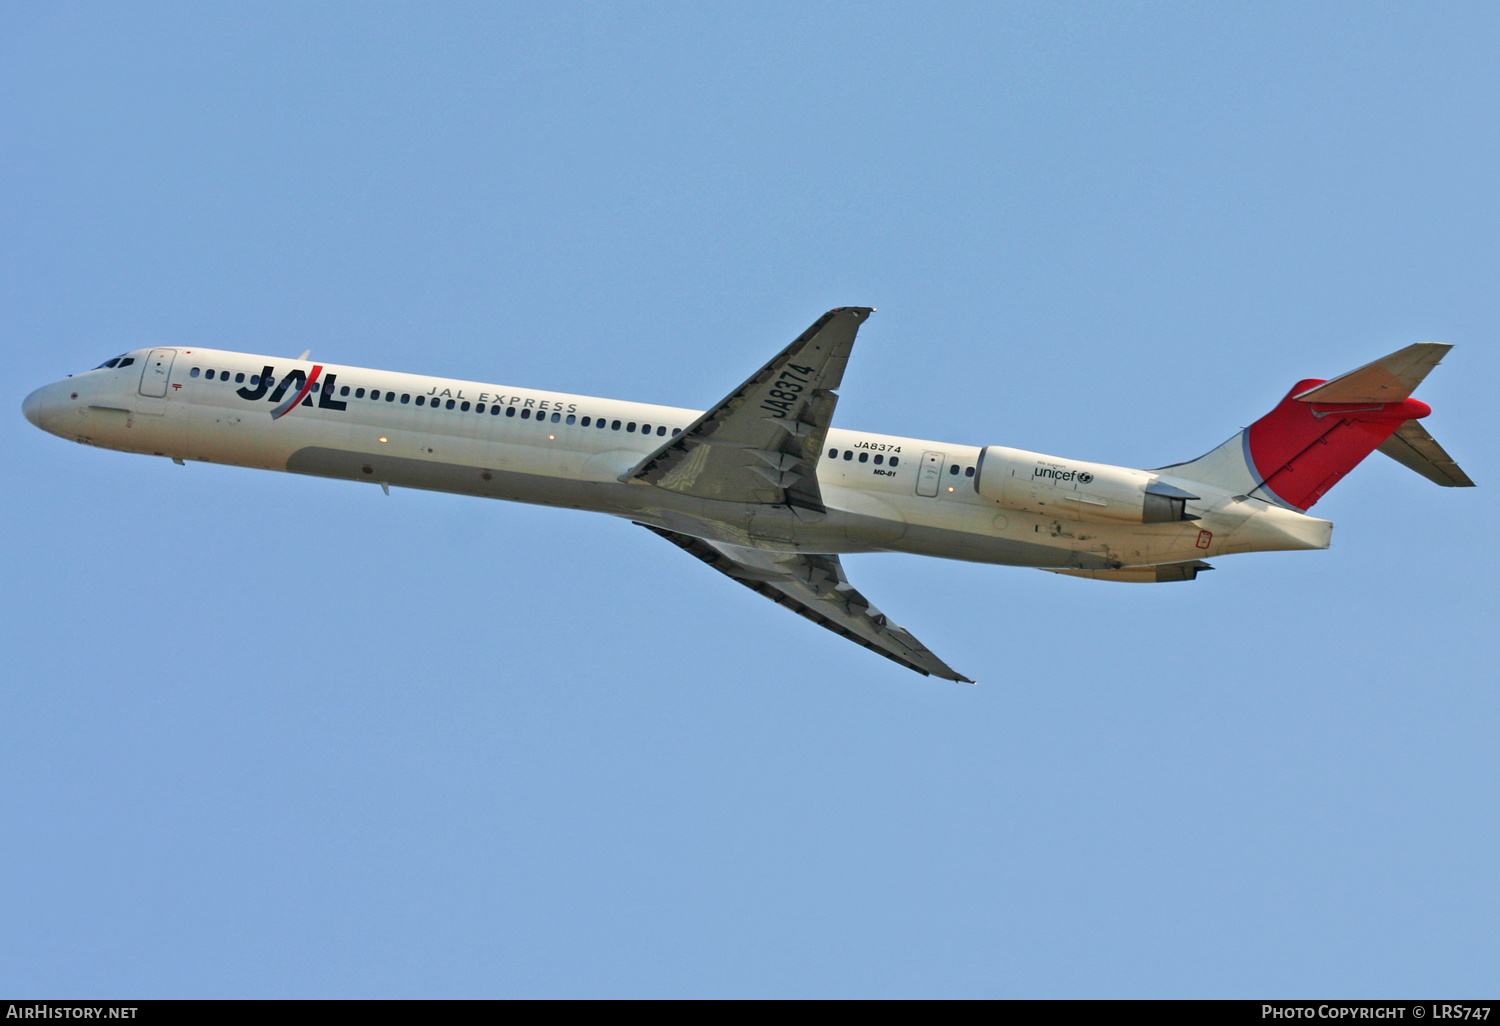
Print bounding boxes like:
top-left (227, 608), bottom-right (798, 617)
top-left (284, 445), bottom-right (649, 512)
top-left (893, 521), bottom-right (1116, 570)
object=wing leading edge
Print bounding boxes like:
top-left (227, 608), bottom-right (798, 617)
top-left (641, 523), bottom-right (974, 683)
top-left (622, 307), bottom-right (872, 510)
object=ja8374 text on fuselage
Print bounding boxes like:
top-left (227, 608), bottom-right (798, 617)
top-left (23, 308), bottom-right (1474, 683)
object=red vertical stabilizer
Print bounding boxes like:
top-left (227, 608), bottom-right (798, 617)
top-left (1246, 380), bottom-right (1431, 510)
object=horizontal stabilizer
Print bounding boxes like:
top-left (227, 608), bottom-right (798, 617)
top-left (1377, 421), bottom-right (1475, 487)
top-left (1045, 560), bottom-right (1213, 584)
top-left (1294, 343), bottom-right (1449, 404)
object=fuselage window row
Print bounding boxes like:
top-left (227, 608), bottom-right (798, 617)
top-left (187, 366), bottom-right (684, 438)
top-left (826, 449), bottom-right (900, 468)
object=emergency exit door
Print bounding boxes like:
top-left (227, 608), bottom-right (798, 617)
top-left (916, 451), bottom-right (944, 497)
top-left (139, 349), bottom-right (176, 398)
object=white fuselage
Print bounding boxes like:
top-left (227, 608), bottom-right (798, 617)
top-left (23, 346), bottom-right (1332, 574)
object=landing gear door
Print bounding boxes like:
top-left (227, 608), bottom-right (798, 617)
top-left (916, 451), bottom-right (944, 497)
top-left (139, 349), bottom-right (176, 398)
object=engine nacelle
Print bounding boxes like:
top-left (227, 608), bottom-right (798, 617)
top-left (974, 445), bottom-right (1198, 524)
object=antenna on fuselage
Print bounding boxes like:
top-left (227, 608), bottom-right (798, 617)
top-left (298, 349), bottom-right (311, 361)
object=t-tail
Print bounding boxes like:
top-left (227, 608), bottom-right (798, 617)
top-left (1158, 342), bottom-right (1475, 509)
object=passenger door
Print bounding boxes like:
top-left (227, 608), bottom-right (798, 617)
top-left (916, 451), bottom-right (944, 497)
top-left (139, 349), bottom-right (176, 398)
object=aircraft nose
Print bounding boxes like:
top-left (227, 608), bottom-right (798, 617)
top-left (22, 386), bottom-right (46, 428)
top-left (22, 382), bottom-right (73, 434)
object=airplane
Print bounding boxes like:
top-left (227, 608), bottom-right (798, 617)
top-left (22, 307), bottom-right (1474, 683)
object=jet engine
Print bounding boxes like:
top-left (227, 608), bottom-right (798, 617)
top-left (974, 445), bottom-right (1198, 524)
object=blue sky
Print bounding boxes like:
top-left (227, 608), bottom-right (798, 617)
top-left (3, 2), bottom-right (1497, 997)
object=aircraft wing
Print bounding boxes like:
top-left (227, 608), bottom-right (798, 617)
top-left (641, 523), bottom-right (974, 683)
top-left (622, 307), bottom-right (873, 511)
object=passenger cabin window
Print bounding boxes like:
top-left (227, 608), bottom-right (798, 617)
top-left (671, 428), bottom-right (680, 436)
top-left (828, 448), bottom-right (838, 459)
top-left (415, 395), bottom-right (425, 405)
top-left (355, 388), bottom-right (365, 398)
top-left (965, 467), bottom-right (975, 477)
top-left (235, 372), bottom-right (245, 383)
top-left (874, 455), bottom-right (883, 465)
top-left (566, 415), bottom-right (576, 425)
top-left (386, 392), bottom-right (395, 402)
top-left (521, 408), bottom-right (531, 419)
top-left (506, 406), bottom-right (516, 417)
top-left (445, 399), bottom-right (456, 410)
top-left (190, 368), bottom-right (200, 377)
top-left (859, 452), bottom-right (868, 463)
top-left (460, 401), bottom-right (470, 411)
top-left (889, 457), bottom-right (899, 467)
top-left (612, 420), bottom-right (621, 430)
top-left (401, 394), bottom-right (410, 404)
top-left (843, 451), bottom-right (853, 461)
top-left (341, 386), bottom-right (350, 396)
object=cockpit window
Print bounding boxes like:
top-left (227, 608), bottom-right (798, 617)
top-left (95, 354), bottom-right (127, 369)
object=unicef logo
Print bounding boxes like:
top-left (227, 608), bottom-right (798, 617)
top-left (1032, 465), bottom-right (1095, 484)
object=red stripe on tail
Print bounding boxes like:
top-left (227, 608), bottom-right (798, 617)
top-left (1246, 378), bottom-right (1431, 510)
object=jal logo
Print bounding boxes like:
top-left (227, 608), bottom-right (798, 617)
top-left (1032, 465), bottom-right (1094, 485)
top-left (237, 364), bottom-right (347, 419)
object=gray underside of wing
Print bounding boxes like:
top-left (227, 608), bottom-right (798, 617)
top-left (641, 523), bottom-right (974, 683)
top-left (623, 307), bottom-right (872, 510)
